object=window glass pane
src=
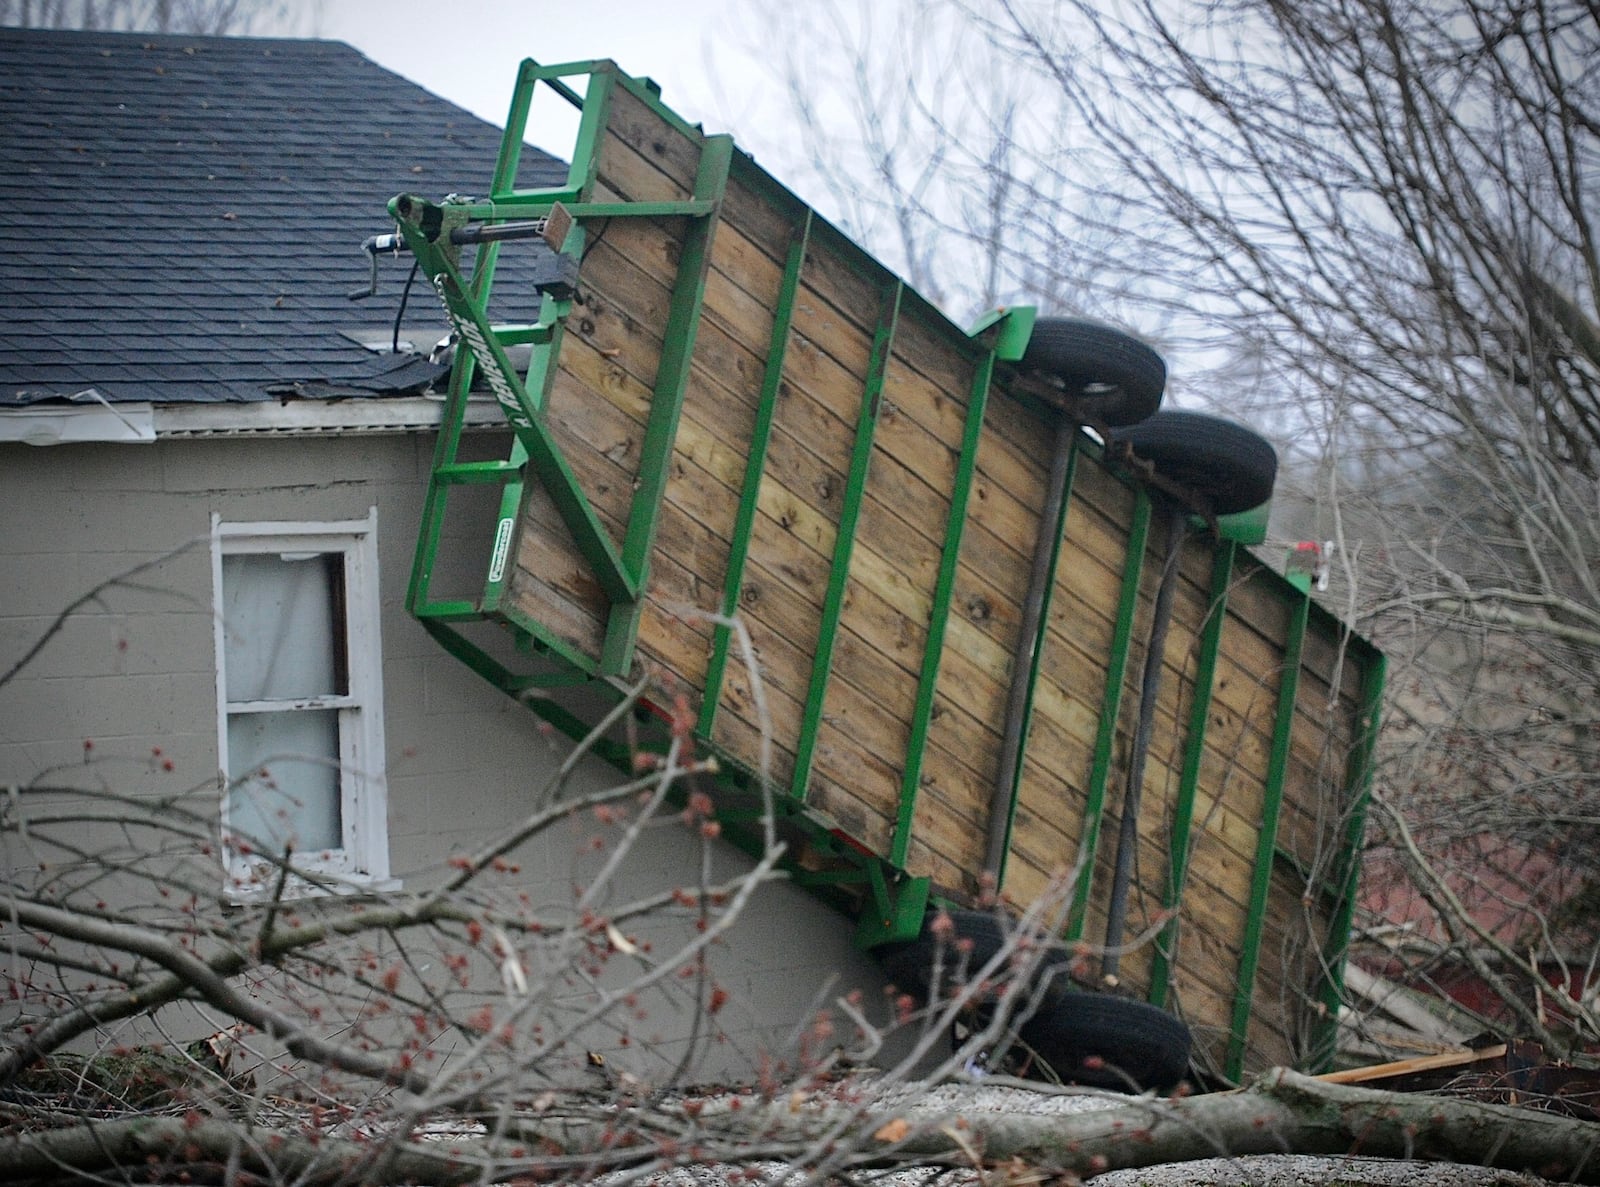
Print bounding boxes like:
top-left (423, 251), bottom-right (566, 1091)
top-left (226, 709), bottom-right (342, 853)
top-left (222, 552), bottom-right (346, 701)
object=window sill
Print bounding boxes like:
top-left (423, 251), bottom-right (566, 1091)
top-left (222, 870), bottom-right (402, 906)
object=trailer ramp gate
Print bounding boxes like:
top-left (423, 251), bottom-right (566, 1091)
top-left (393, 59), bottom-right (1385, 1082)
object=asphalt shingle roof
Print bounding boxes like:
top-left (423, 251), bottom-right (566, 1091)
top-left (0, 27), bottom-right (565, 405)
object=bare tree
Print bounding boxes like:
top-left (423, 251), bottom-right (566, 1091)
top-left (6, 562), bottom-right (1600, 1185)
top-left (6, 763), bottom-right (1599, 1184)
top-left (752, 0), bottom-right (1600, 1057)
top-left (0, 0), bottom-right (314, 35)
top-left (750, 2), bottom-right (1149, 330)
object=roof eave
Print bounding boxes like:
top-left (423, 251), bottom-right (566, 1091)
top-left (0, 396), bottom-right (508, 445)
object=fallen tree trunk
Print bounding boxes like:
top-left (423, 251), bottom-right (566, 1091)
top-left (877, 1069), bottom-right (1600, 1181)
top-left (3, 1069), bottom-right (1598, 1184)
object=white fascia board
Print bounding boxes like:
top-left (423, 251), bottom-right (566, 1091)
top-left (154, 396), bottom-right (507, 438)
top-left (1, 396), bottom-right (508, 445)
top-left (0, 403), bottom-right (156, 445)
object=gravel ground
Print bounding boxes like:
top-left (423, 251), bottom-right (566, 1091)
top-left (1090, 1155), bottom-right (1560, 1185)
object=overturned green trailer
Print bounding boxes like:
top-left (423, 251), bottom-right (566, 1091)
top-left (391, 60), bottom-right (1384, 1085)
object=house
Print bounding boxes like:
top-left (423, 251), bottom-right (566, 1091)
top-left (0, 26), bottom-right (893, 1086)
top-left (1348, 838), bottom-right (1600, 1057)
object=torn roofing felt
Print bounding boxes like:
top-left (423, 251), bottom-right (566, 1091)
top-left (0, 26), bottom-right (565, 406)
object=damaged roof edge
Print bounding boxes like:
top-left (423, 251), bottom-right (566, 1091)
top-left (1, 396), bottom-right (510, 445)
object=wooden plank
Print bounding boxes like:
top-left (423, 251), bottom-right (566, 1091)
top-left (752, 463), bottom-right (844, 568)
top-left (1026, 666), bottom-right (1110, 760)
top-left (810, 778), bottom-right (896, 854)
top-left (705, 208), bottom-right (789, 313)
top-left (723, 163), bottom-right (805, 270)
top-left (829, 612), bottom-right (923, 744)
top-left (505, 482), bottom-right (607, 657)
top-left (1277, 752), bottom-right (1353, 871)
top-left (792, 223), bottom-right (891, 353)
top-left (914, 692), bottom-right (1005, 820)
top-left (889, 303), bottom-right (984, 401)
top-left (708, 630), bottom-right (807, 768)
top-left (910, 784), bottom-right (991, 896)
top-left (594, 86), bottom-right (698, 200)
top-left (709, 698), bottom-right (799, 790)
top-left (725, 547), bottom-right (830, 686)
top-left (1245, 866), bottom-right (1337, 1070)
top-left (574, 219), bottom-right (684, 367)
top-left (979, 384), bottom-right (1060, 479)
top-left (1299, 618), bottom-right (1369, 704)
top-left (1317, 1045), bottom-right (1505, 1085)
top-left (901, 832), bottom-right (980, 901)
top-left (487, 90), bottom-right (1379, 1090)
top-left (701, 247), bottom-right (789, 364)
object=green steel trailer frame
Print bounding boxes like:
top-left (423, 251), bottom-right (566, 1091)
top-left (389, 59), bottom-right (1385, 1082)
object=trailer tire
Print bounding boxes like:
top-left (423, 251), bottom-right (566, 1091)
top-left (870, 909), bottom-right (1075, 1001)
top-left (870, 910), bottom-right (1004, 1000)
top-left (1016, 985), bottom-right (1192, 1092)
top-left (1018, 318), bottom-right (1166, 427)
top-left (1111, 409), bottom-right (1277, 515)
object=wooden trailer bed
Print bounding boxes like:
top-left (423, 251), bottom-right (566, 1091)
top-left (395, 60), bottom-right (1384, 1082)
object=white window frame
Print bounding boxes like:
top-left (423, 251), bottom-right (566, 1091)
top-left (211, 509), bottom-right (395, 898)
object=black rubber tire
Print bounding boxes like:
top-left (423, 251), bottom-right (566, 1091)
top-left (1016, 983), bottom-right (1192, 1092)
top-left (1018, 318), bottom-right (1166, 427)
top-left (870, 909), bottom-right (1077, 1000)
top-left (870, 910), bottom-right (1008, 999)
top-left (1111, 409), bottom-right (1277, 515)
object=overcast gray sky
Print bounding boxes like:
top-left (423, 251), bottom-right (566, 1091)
top-left (319, 0), bottom-right (776, 157)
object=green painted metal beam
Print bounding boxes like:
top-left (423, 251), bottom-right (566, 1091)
top-left (600, 134), bottom-right (735, 675)
top-left (700, 209), bottom-right (815, 737)
top-left (1226, 585), bottom-right (1311, 1081)
top-left (398, 229), bottom-right (636, 607)
top-left (444, 198), bottom-right (717, 221)
top-left (560, 66), bottom-right (616, 200)
top-left (435, 460), bottom-right (524, 485)
top-left (1148, 539), bottom-right (1236, 1008)
top-left (1310, 648), bottom-right (1387, 1070)
top-left (406, 189), bottom-right (515, 620)
top-left (478, 441), bottom-right (528, 617)
top-left (492, 325), bottom-right (551, 346)
top-left (518, 313), bottom-right (564, 416)
top-left (523, 58), bottom-right (612, 101)
top-left (1066, 490), bottom-right (1152, 942)
top-left (505, 670), bottom-right (600, 691)
top-left (468, 189), bottom-right (586, 212)
top-left (412, 602), bottom-right (484, 623)
top-left (492, 58), bottom-right (537, 195)
top-left (792, 279), bottom-right (903, 802)
top-left (856, 873), bottom-right (931, 948)
top-left (419, 618), bottom-right (515, 690)
top-left (891, 352), bottom-right (998, 867)
top-left (406, 347), bottom-right (478, 615)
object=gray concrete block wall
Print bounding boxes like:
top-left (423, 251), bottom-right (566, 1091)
top-left (1, 430), bottom-right (905, 1085)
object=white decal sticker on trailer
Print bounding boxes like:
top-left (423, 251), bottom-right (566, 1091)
top-left (488, 516), bottom-right (514, 584)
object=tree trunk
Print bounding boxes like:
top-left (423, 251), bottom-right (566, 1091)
top-left (4, 1069), bottom-right (1597, 1185)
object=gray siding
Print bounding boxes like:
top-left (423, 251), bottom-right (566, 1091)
top-left (0, 432), bottom-right (901, 1083)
